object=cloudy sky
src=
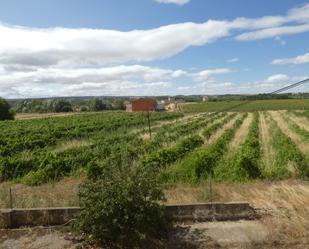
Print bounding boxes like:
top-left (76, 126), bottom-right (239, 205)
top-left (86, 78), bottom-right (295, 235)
top-left (0, 0), bottom-right (309, 98)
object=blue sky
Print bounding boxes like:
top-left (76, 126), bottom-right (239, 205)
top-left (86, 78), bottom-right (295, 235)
top-left (0, 0), bottom-right (308, 98)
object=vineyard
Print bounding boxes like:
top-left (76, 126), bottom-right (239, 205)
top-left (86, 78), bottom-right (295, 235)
top-left (0, 109), bottom-right (308, 191)
top-left (183, 99), bottom-right (309, 112)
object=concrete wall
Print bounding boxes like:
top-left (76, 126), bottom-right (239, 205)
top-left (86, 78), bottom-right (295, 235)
top-left (165, 202), bottom-right (256, 222)
top-left (0, 202), bottom-right (256, 229)
top-left (0, 207), bottom-right (80, 229)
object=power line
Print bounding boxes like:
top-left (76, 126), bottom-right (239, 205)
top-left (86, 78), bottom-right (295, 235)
top-left (215, 77), bottom-right (309, 113)
top-left (269, 78), bottom-right (309, 94)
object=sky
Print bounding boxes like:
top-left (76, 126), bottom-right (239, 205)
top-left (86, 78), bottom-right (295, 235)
top-left (0, 0), bottom-right (309, 98)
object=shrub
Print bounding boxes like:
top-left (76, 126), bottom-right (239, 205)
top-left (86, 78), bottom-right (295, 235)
top-left (75, 162), bottom-right (167, 248)
top-left (0, 98), bottom-right (15, 120)
top-left (89, 98), bottom-right (107, 112)
top-left (52, 99), bottom-right (73, 112)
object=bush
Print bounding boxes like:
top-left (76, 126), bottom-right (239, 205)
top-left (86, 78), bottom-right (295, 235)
top-left (52, 99), bottom-right (73, 112)
top-left (75, 161), bottom-right (167, 248)
top-left (0, 98), bottom-right (15, 120)
top-left (89, 98), bottom-right (107, 112)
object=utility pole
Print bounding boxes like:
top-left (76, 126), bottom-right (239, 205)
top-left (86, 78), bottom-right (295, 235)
top-left (147, 110), bottom-right (152, 138)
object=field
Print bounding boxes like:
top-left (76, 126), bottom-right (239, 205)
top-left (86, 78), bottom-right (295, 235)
top-left (1, 107), bottom-right (309, 247)
top-left (0, 108), bottom-right (308, 202)
top-left (183, 99), bottom-right (309, 112)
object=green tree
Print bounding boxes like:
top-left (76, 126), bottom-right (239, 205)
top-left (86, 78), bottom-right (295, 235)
top-left (0, 98), bottom-right (15, 120)
top-left (89, 98), bottom-right (107, 112)
top-left (112, 99), bottom-right (126, 110)
top-left (52, 100), bottom-right (73, 112)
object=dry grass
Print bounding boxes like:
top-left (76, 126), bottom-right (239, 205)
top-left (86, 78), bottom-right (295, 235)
top-left (0, 177), bottom-right (83, 208)
top-left (164, 180), bottom-right (309, 243)
top-left (288, 111), bottom-right (309, 131)
top-left (52, 139), bottom-right (92, 153)
top-left (15, 112), bottom-right (78, 120)
top-left (229, 112), bottom-right (252, 150)
top-left (259, 112), bottom-right (276, 175)
top-left (270, 111), bottom-right (309, 154)
top-left (204, 113), bottom-right (240, 146)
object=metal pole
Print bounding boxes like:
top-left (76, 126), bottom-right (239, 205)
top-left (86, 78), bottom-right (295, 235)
top-left (209, 174), bottom-right (213, 203)
top-left (147, 111), bottom-right (152, 138)
top-left (9, 188), bottom-right (13, 209)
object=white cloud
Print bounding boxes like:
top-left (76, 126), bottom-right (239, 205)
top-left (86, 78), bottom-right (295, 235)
top-left (193, 68), bottom-right (233, 82)
top-left (265, 74), bottom-right (289, 83)
top-left (1, 65), bottom-right (234, 98)
top-left (0, 3), bottom-right (309, 73)
top-left (0, 64), bottom-right (183, 98)
top-left (235, 3), bottom-right (309, 41)
top-left (272, 53), bottom-right (309, 65)
top-left (155, 0), bottom-right (190, 5)
top-left (235, 23), bottom-right (309, 41)
top-left (0, 20), bottom-right (230, 69)
top-left (226, 58), bottom-right (239, 63)
top-left (193, 74), bottom-right (308, 95)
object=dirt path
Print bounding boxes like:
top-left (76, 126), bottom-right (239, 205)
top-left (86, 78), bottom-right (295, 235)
top-left (270, 111), bottom-right (309, 154)
top-left (204, 113), bottom-right (240, 146)
top-left (259, 112), bottom-right (276, 175)
top-left (196, 112), bottom-right (230, 137)
top-left (229, 112), bottom-right (252, 150)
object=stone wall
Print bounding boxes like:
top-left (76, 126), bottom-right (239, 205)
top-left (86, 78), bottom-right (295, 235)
top-left (0, 202), bottom-right (256, 229)
top-left (165, 202), bottom-right (256, 222)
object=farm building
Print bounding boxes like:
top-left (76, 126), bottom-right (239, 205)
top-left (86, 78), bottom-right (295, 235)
top-left (128, 98), bottom-right (158, 112)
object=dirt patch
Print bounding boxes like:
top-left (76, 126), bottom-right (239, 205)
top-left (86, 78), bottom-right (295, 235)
top-left (205, 113), bottom-right (240, 146)
top-left (185, 220), bottom-right (268, 244)
top-left (259, 112), bottom-right (276, 175)
top-left (0, 227), bottom-right (75, 249)
top-left (229, 113), bottom-right (252, 150)
top-left (165, 180), bottom-right (309, 244)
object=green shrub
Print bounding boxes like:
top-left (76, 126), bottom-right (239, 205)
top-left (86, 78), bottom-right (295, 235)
top-left (0, 98), bottom-right (15, 121)
top-left (75, 162), bottom-right (167, 248)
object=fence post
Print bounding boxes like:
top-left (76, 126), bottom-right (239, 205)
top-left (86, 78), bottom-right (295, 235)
top-left (147, 111), bottom-right (152, 138)
top-left (9, 188), bottom-right (13, 209)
